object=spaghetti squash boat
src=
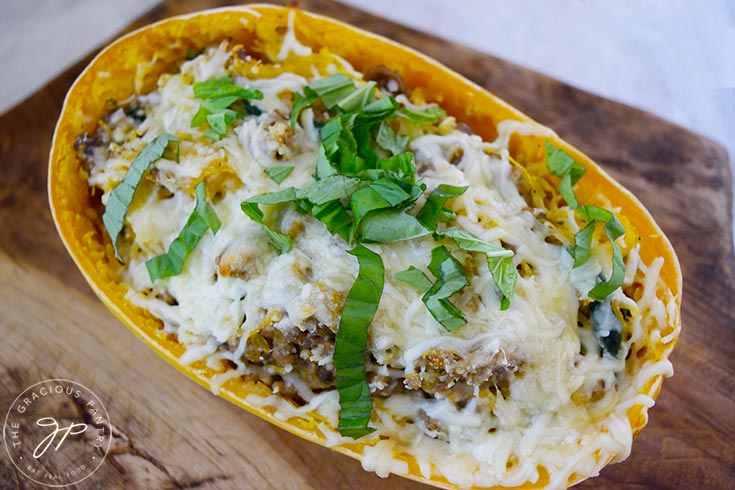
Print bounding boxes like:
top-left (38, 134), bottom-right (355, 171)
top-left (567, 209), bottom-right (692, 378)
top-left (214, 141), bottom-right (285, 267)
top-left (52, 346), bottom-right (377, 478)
top-left (48, 5), bottom-right (682, 489)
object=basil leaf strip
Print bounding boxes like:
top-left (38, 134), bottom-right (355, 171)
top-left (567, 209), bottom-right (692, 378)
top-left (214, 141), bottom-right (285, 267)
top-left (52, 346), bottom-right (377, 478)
top-left (103, 133), bottom-right (179, 261)
top-left (358, 209), bottom-right (431, 243)
top-left (574, 205), bottom-right (626, 299)
top-left (290, 88), bottom-right (318, 127)
top-left (193, 77), bottom-right (263, 100)
top-left (337, 81), bottom-right (376, 113)
top-left (590, 296), bottom-right (623, 357)
top-left (376, 122), bottom-right (409, 156)
top-left (487, 255), bottom-right (517, 311)
top-left (296, 175), bottom-right (363, 205)
top-left (545, 141), bottom-right (586, 185)
top-left (588, 228), bottom-right (625, 300)
top-left (334, 244), bottom-right (384, 438)
top-left (423, 246), bottom-right (469, 331)
top-left (191, 77), bottom-right (263, 139)
top-left (396, 105), bottom-right (446, 126)
top-left (416, 184), bottom-right (468, 231)
top-left (308, 74), bottom-right (357, 109)
top-left (146, 182), bottom-right (220, 281)
top-left (440, 227), bottom-right (516, 310)
top-left (264, 166), bottom-right (294, 184)
top-left (395, 266), bottom-right (433, 293)
top-left (241, 191), bottom-right (294, 254)
top-left (349, 178), bottom-right (411, 241)
top-left (440, 227), bottom-right (513, 258)
top-left (311, 200), bottom-right (353, 241)
top-left (544, 142), bottom-right (626, 299)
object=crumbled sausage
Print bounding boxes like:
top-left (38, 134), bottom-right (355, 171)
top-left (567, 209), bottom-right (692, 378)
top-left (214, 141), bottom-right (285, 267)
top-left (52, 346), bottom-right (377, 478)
top-left (243, 322), bottom-right (336, 391)
top-left (404, 347), bottom-right (518, 398)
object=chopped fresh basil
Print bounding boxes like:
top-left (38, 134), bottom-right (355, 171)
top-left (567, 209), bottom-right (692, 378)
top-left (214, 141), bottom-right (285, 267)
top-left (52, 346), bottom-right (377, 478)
top-left (334, 244), bottom-right (384, 438)
top-left (264, 166), bottom-right (294, 184)
top-left (349, 178), bottom-right (412, 240)
top-left (590, 296), bottom-right (623, 357)
top-left (569, 222), bottom-right (595, 267)
top-left (544, 142), bottom-right (626, 300)
top-left (296, 175), bottom-right (363, 205)
top-left (440, 227), bottom-right (516, 309)
top-left (588, 231), bottom-right (625, 300)
top-left (440, 227), bottom-right (513, 258)
top-left (545, 141), bottom-right (586, 185)
top-left (416, 184), bottom-right (468, 231)
top-left (146, 182), bottom-right (220, 281)
top-left (311, 200), bottom-right (353, 241)
top-left (315, 145), bottom-right (338, 179)
top-left (193, 77), bottom-right (263, 100)
top-left (375, 152), bottom-right (417, 184)
top-left (396, 105), bottom-right (446, 126)
top-left (246, 188), bottom-right (297, 205)
top-left (103, 133), bottom-right (179, 261)
top-left (395, 266), bottom-right (432, 293)
top-left (308, 74), bottom-right (356, 109)
top-left (358, 209), bottom-right (431, 243)
top-left (290, 89), bottom-right (318, 127)
top-left (337, 81), bottom-right (376, 113)
top-left (573, 205), bottom-right (626, 299)
top-left (191, 77), bottom-right (263, 139)
top-left (422, 246), bottom-right (469, 331)
top-left (376, 122), bottom-right (409, 156)
top-left (488, 255), bottom-right (517, 311)
top-left (240, 199), bottom-right (292, 254)
top-left (354, 97), bottom-right (399, 126)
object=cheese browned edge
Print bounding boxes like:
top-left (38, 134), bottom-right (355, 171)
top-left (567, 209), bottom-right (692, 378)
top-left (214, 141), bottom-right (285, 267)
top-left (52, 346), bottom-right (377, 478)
top-left (48, 5), bottom-right (682, 489)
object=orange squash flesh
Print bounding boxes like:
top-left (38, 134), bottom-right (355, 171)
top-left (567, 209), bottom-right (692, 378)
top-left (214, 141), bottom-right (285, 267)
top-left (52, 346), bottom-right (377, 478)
top-left (48, 5), bottom-right (681, 489)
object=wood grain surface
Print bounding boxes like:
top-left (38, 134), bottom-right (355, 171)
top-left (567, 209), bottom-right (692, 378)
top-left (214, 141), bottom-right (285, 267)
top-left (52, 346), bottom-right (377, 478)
top-left (1, 0), bottom-right (733, 489)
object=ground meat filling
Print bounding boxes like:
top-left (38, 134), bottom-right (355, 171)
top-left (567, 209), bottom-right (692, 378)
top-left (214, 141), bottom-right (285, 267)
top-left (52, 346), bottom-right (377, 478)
top-left (241, 318), bottom-right (520, 415)
top-left (405, 348), bottom-right (519, 400)
top-left (243, 322), bottom-right (336, 391)
top-left (75, 103), bottom-right (146, 171)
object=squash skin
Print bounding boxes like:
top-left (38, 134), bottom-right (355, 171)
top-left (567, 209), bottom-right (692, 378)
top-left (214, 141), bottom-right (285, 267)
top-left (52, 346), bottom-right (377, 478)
top-left (47, 5), bottom-right (682, 489)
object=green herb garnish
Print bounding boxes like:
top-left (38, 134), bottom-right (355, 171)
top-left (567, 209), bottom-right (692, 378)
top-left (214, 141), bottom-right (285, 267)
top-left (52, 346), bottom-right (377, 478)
top-left (242, 75), bottom-right (516, 437)
top-left (376, 122), bottom-right (409, 155)
top-left (103, 133), bottom-right (179, 261)
top-left (394, 266), bottom-right (433, 293)
top-left (264, 166), bottom-right (294, 184)
top-left (358, 209), bottom-right (431, 243)
top-left (398, 246), bottom-right (471, 331)
top-left (241, 189), bottom-right (295, 254)
top-left (349, 178), bottom-right (411, 240)
top-left (544, 142), bottom-right (626, 299)
top-left (334, 244), bottom-right (384, 438)
top-left (487, 255), bottom-right (517, 311)
top-left (423, 246), bottom-right (470, 331)
top-left (396, 105), bottom-right (446, 126)
top-left (146, 181), bottom-right (220, 281)
top-left (191, 77), bottom-right (263, 139)
top-left (440, 226), bottom-right (516, 310)
top-left (416, 185), bottom-right (468, 231)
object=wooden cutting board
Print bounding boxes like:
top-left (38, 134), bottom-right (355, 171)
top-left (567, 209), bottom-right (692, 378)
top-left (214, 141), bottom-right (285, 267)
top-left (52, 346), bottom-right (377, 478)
top-left (1, 0), bottom-right (733, 488)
